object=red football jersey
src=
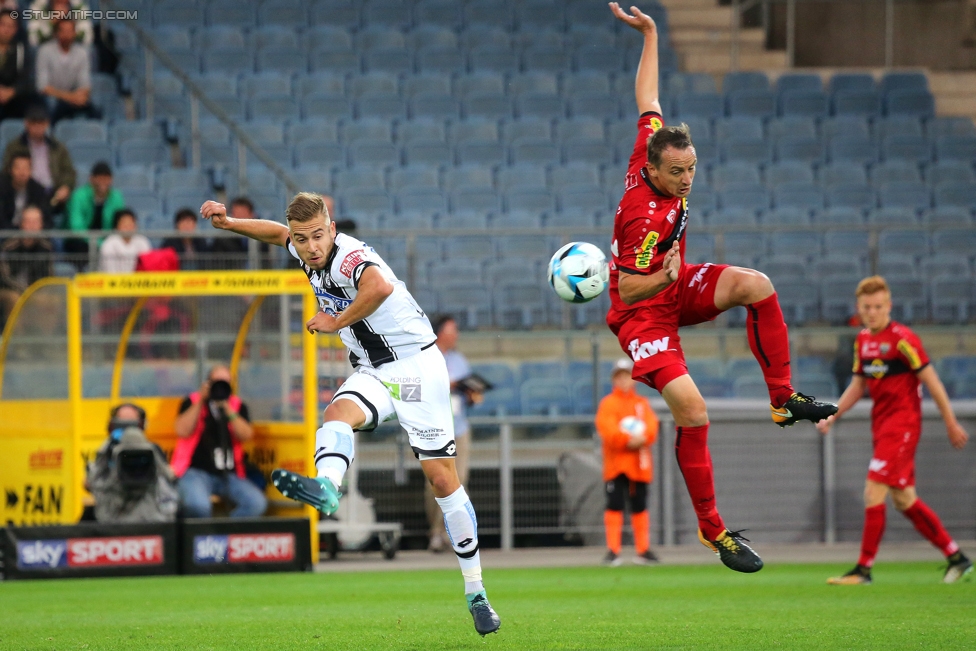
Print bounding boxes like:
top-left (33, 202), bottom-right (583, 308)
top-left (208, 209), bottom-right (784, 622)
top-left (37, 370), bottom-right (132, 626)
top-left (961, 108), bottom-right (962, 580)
top-left (853, 321), bottom-right (930, 435)
top-left (607, 112), bottom-right (690, 335)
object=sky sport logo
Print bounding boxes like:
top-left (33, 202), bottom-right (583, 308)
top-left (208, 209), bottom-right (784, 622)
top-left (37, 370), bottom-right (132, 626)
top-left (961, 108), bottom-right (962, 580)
top-left (17, 536), bottom-right (164, 570)
top-left (193, 534), bottom-right (295, 564)
top-left (12, 9), bottom-right (138, 21)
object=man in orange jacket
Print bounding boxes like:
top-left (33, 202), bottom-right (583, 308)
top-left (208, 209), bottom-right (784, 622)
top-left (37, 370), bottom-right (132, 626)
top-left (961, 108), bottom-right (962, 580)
top-left (596, 358), bottom-right (660, 565)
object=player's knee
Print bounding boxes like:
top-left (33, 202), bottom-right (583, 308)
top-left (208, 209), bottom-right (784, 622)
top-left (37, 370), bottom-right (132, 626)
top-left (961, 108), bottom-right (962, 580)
top-left (671, 401), bottom-right (708, 427)
top-left (890, 490), bottom-right (915, 511)
top-left (737, 269), bottom-right (773, 305)
top-left (428, 471), bottom-right (458, 496)
top-left (323, 399), bottom-right (366, 428)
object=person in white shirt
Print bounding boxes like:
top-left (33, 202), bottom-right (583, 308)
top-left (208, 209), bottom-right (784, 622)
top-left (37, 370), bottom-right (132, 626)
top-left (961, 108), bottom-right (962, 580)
top-left (35, 19), bottom-right (96, 123)
top-left (98, 208), bottom-right (151, 273)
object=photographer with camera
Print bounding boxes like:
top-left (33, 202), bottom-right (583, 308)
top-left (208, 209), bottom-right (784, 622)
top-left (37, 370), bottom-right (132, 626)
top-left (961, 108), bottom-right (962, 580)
top-left (86, 403), bottom-right (178, 523)
top-left (172, 365), bottom-right (267, 518)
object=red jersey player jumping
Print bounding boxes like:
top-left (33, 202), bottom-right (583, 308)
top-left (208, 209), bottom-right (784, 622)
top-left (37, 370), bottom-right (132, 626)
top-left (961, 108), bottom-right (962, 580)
top-left (818, 276), bottom-right (971, 585)
top-left (606, 3), bottom-right (838, 573)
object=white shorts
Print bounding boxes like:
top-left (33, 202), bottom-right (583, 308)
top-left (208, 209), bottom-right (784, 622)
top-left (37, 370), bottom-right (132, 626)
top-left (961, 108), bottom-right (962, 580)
top-left (332, 345), bottom-right (457, 460)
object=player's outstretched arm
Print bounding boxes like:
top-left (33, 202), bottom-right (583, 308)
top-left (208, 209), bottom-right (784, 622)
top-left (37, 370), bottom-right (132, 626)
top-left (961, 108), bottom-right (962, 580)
top-left (816, 375), bottom-right (865, 434)
top-left (917, 365), bottom-right (969, 449)
top-left (610, 3), bottom-right (662, 116)
top-left (306, 265), bottom-right (394, 334)
top-left (200, 200), bottom-right (290, 248)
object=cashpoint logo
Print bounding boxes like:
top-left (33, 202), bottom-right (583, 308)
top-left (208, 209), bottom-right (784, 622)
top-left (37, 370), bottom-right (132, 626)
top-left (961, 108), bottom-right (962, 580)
top-left (29, 449), bottom-right (63, 470)
top-left (17, 536), bottom-right (163, 570)
top-left (193, 534), bottom-right (295, 564)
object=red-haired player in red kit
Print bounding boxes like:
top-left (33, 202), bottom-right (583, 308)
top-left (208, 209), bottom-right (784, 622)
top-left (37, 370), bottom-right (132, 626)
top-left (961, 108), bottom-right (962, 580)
top-left (819, 276), bottom-right (971, 585)
top-left (606, 3), bottom-right (838, 573)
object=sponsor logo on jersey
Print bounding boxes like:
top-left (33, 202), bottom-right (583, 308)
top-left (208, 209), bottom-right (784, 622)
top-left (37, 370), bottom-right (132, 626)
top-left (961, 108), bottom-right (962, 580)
top-left (624, 172), bottom-right (639, 192)
top-left (866, 359), bottom-right (889, 379)
top-left (312, 287), bottom-right (353, 316)
top-left (628, 337), bottom-right (672, 361)
top-left (383, 381), bottom-right (422, 402)
top-left (193, 534), bottom-right (295, 564)
top-left (666, 208), bottom-right (676, 224)
top-left (634, 232), bottom-right (659, 269)
top-left (868, 458), bottom-right (888, 473)
top-left (880, 343), bottom-right (891, 354)
top-left (339, 250), bottom-right (367, 278)
top-left (649, 117), bottom-right (663, 131)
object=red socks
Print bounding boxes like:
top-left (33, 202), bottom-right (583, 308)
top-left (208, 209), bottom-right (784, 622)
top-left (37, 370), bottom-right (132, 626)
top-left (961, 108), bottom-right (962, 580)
top-left (675, 425), bottom-right (725, 540)
top-left (632, 511), bottom-right (650, 555)
top-left (604, 510), bottom-right (623, 554)
top-left (746, 293), bottom-right (795, 408)
top-left (858, 504), bottom-right (887, 568)
top-left (903, 500), bottom-right (959, 557)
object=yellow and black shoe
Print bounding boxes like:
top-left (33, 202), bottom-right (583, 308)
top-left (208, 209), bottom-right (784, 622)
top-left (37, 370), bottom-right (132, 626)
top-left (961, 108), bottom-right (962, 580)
top-left (698, 529), bottom-right (763, 573)
top-left (771, 392), bottom-right (838, 428)
top-left (827, 565), bottom-right (872, 585)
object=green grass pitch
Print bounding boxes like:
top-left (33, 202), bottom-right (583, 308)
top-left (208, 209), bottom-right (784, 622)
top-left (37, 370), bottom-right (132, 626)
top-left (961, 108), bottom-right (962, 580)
top-left (1, 563), bottom-right (973, 650)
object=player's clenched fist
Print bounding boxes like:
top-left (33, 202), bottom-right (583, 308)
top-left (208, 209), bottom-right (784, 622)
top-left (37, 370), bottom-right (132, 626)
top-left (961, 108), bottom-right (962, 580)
top-left (307, 311), bottom-right (339, 335)
top-left (200, 200), bottom-right (231, 229)
top-left (662, 240), bottom-right (680, 283)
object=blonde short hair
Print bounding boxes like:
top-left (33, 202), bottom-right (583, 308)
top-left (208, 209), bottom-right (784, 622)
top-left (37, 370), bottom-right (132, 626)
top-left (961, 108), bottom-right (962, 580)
top-left (855, 275), bottom-right (890, 298)
top-left (285, 192), bottom-right (331, 224)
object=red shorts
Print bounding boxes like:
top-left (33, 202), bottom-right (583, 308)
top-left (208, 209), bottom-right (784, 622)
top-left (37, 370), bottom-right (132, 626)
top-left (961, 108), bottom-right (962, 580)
top-left (614, 262), bottom-right (728, 392)
top-left (867, 429), bottom-right (919, 488)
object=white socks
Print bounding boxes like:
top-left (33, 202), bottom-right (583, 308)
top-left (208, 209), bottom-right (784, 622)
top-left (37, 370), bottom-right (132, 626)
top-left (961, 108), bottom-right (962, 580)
top-left (314, 421), bottom-right (355, 489)
top-left (436, 486), bottom-right (484, 594)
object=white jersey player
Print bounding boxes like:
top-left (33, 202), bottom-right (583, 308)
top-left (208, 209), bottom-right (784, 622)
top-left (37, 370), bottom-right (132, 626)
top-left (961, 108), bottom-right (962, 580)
top-left (200, 193), bottom-right (500, 636)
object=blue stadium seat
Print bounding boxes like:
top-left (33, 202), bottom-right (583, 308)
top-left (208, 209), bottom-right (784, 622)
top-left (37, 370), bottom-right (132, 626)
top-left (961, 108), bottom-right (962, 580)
top-left (926, 160), bottom-right (976, 186)
top-left (880, 134), bottom-right (929, 165)
top-left (240, 73), bottom-right (291, 99)
top-left (302, 93), bottom-right (352, 121)
top-left (510, 138), bottom-right (559, 165)
top-left (774, 278), bottom-right (820, 324)
top-left (463, 93), bottom-right (513, 121)
top-left (153, 0), bottom-right (203, 27)
top-left (335, 166), bottom-right (386, 193)
top-left (257, 0), bottom-right (307, 26)
top-left (292, 140), bottom-right (343, 170)
top-left (765, 160), bottom-right (815, 186)
top-left (249, 95), bottom-right (300, 121)
top-left (885, 90), bottom-right (935, 118)
top-left (397, 120), bottom-right (448, 146)
top-left (776, 73), bottom-right (822, 95)
top-left (673, 93), bottom-right (724, 120)
top-left (114, 165), bottom-right (156, 193)
top-left (776, 137), bottom-right (824, 164)
top-left (469, 45), bottom-right (519, 73)
top-left (564, 71), bottom-right (611, 96)
top-left (718, 184), bottom-right (770, 214)
top-left (573, 44), bottom-right (625, 72)
top-left (303, 26), bottom-right (354, 51)
top-left (116, 140), bottom-right (165, 167)
top-left (927, 116), bottom-right (976, 139)
top-left (869, 206), bottom-right (919, 225)
top-left (726, 89), bottom-right (776, 118)
top-left (761, 255), bottom-right (807, 281)
top-left (403, 74), bottom-right (452, 100)
top-left (887, 277), bottom-right (929, 322)
top-left (876, 252), bottom-right (919, 279)
top-left (309, 0), bottom-right (360, 28)
top-left (253, 25), bottom-right (299, 50)
top-left (872, 159), bottom-right (922, 185)
top-left (814, 206), bottom-right (865, 227)
top-left (721, 138), bottom-right (772, 165)
top-left (397, 188), bottom-right (448, 215)
top-left (505, 188), bottom-right (555, 213)
top-left (286, 118), bottom-right (338, 146)
top-left (255, 47), bottom-right (306, 74)
top-left (309, 48), bottom-right (360, 74)
top-left (878, 229), bottom-right (929, 258)
top-left (557, 187), bottom-right (607, 215)
top-left (158, 168), bottom-right (210, 193)
top-left (407, 26), bottom-right (458, 52)
top-left (829, 73), bottom-right (876, 94)
top-left (455, 139), bottom-right (505, 166)
top-left (401, 139), bottom-right (451, 166)
top-left (450, 188), bottom-right (501, 213)
top-left (202, 46), bottom-right (251, 74)
top-left (55, 119), bottom-right (108, 144)
top-left (206, 0), bottom-right (255, 27)
top-left (822, 115), bottom-right (871, 141)
top-left (519, 379), bottom-right (573, 416)
top-left (773, 183), bottom-right (824, 212)
top-left (356, 25), bottom-right (407, 50)
top-left (437, 283), bottom-right (491, 329)
top-left (521, 45), bottom-right (571, 73)
top-left (444, 165), bottom-right (493, 191)
top-left (413, 0), bottom-right (462, 29)
top-left (714, 116), bottom-right (764, 142)
top-left (710, 162), bottom-right (762, 190)
top-left (933, 228), bottom-right (976, 257)
top-left (552, 163), bottom-right (599, 190)
top-left (827, 184), bottom-right (876, 211)
top-left (877, 183), bottom-right (931, 212)
top-left (296, 71), bottom-right (345, 98)
top-left (881, 72), bottom-right (928, 94)
top-left (497, 163), bottom-right (547, 191)
top-left (767, 116), bottom-right (817, 142)
top-left (827, 136), bottom-right (876, 166)
top-left (779, 90), bottom-right (829, 118)
top-left (340, 188), bottom-right (393, 215)
top-left (566, 92), bottom-right (621, 120)
top-left (823, 229), bottom-right (869, 258)
top-left (389, 164), bottom-right (440, 192)
top-left (723, 71), bottom-right (770, 93)
top-left (934, 135), bottom-right (976, 162)
top-left (832, 90), bottom-right (881, 116)
top-left (876, 115), bottom-right (924, 140)
top-left (710, 207), bottom-right (757, 226)
top-left (934, 182), bottom-right (976, 210)
top-left (765, 206), bottom-right (811, 226)
top-left (924, 206), bottom-right (973, 227)
top-left (362, 0), bottom-right (414, 29)
top-left (819, 161), bottom-right (868, 188)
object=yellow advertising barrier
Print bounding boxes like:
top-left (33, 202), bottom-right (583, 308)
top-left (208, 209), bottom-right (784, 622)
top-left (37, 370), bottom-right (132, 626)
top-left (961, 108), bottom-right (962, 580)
top-left (0, 270), bottom-right (328, 559)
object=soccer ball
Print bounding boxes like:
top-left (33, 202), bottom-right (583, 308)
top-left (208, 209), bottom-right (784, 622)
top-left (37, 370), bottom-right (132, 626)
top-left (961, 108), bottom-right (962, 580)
top-left (547, 242), bottom-right (610, 304)
top-left (619, 416), bottom-right (646, 438)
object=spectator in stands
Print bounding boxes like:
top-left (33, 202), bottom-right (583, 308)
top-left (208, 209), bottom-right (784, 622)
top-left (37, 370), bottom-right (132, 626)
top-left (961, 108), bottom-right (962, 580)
top-left (172, 364), bottom-right (267, 518)
top-left (597, 358), bottom-right (660, 566)
top-left (64, 160), bottom-right (125, 259)
top-left (0, 153), bottom-right (51, 229)
top-left (0, 10), bottom-right (35, 121)
top-left (209, 196), bottom-right (250, 268)
top-left (162, 208), bottom-right (209, 271)
top-left (2, 103), bottom-right (76, 213)
top-left (27, 0), bottom-right (94, 48)
top-left (425, 315), bottom-right (480, 553)
top-left (98, 207), bottom-right (151, 273)
top-left (36, 19), bottom-right (97, 123)
top-left (0, 205), bottom-right (52, 326)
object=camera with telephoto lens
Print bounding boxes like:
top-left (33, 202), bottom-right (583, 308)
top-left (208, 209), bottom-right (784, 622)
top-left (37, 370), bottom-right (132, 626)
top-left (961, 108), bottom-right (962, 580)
top-left (209, 379), bottom-right (232, 401)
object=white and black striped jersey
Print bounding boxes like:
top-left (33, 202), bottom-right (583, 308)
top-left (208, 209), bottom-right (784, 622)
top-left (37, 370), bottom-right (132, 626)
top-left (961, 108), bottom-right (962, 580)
top-left (287, 233), bottom-right (436, 369)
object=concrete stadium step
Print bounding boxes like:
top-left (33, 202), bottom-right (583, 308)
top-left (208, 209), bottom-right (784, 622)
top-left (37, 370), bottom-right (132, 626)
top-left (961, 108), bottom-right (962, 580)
top-left (931, 71), bottom-right (976, 121)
